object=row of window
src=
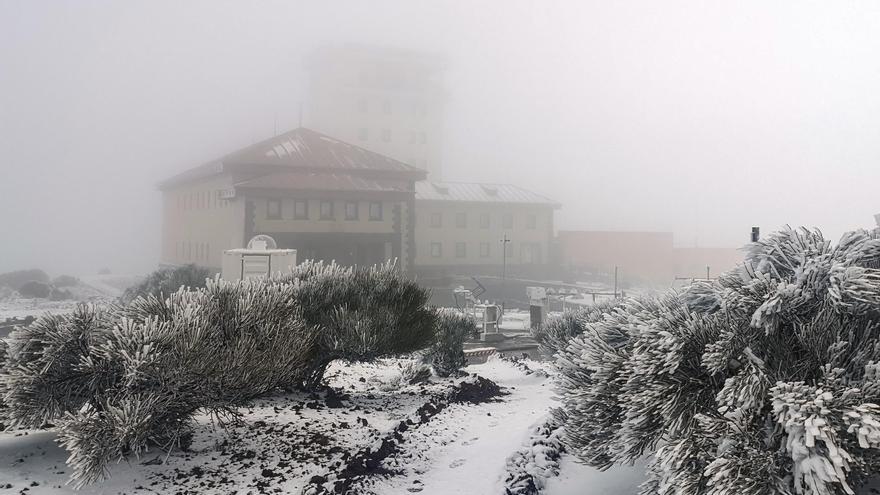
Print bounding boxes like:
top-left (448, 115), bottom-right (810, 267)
top-left (267, 199), bottom-right (383, 222)
top-left (427, 212), bottom-right (538, 230)
top-left (357, 128), bottom-right (427, 145)
top-left (427, 241), bottom-right (543, 262)
top-left (177, 190), bottom-right (229, 211)
top-left (356, 97), bottom-right (427, 117)
top-left (176, 241), bottom-right (211, 262)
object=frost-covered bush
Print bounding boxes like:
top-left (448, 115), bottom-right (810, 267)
top-left (0, 269), bottom-right (49, 290)
top-left (1, 278), bottom-right (313, 485)
top-left (278, 261), bottom-right (437, 388)
top-left (52, 275), bottom-right (80, 287)
top-left (502, 417), bottom-right (565, 495)
top-left (554, 227), bottom-right (880, 495)
top-left (428, 310), bottom-right (475, 377)
top-left (533, 300), bottom-right (623, 356)
top-left (120, 264), bottom-right (213, 303)
top-left (381, 359), bottom-right (433, 391)
top-left (18, 280), bottom-right (52, 299)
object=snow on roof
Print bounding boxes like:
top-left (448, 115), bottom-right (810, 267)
top-left (415, 181), bottom-right (559, 207)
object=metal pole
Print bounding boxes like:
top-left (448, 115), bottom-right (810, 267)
top-left (614, 266), bottom-right (619, 298)
top-left (706, 265), bottom-right (710, 280)
top-left (500, 234), bottom-right (510, 281)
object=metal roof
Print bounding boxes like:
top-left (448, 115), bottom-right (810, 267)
top-left (414, 181), bottom-right (559, 207)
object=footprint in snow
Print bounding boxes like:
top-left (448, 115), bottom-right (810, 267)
top-left (449, 458), bottom-right (466, 469)
top-left (461, 437), bottom-right (479, 446)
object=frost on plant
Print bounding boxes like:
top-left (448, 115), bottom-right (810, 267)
top-left (553, 227), bottom-right (880, 495)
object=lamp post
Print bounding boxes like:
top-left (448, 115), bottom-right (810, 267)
top-left (500, 234), bottom-right (511, 280)
top-left (500, 234), bottom-right (511, 307)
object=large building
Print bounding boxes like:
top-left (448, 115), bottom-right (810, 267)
top-left (158, 128), bottom-right (426, 271)
top-left (305, 45), bottom-right (446, 179)
top-left (413, 181), bottom-right (559, 276)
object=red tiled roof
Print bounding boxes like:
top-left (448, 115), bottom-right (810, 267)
top-left (159, 128), bottom-right (425, 189)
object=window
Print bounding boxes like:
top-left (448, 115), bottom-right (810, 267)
top-left (526, 214), bottom-right (537, 229)
top-left (502, 213), bottom-right (514, 229)
top-left (479, 213), bottom-right (490, 229)
top-left (455, 242), bottom-right (466, 258)
top-left (358, 128), bottom-right (369, 141)
top-left (369, 201), bottom-right (383, 221)
top-left (480, 242), bottom-right (491, 258)
top-left (357, 98), bottom-right (368, 113)
top-left (319, 200), bottom-right (334, 220)
top-left (430, 242), bottom-right (442, 258)
top-left (455, 212), bottom-right (467, 228)
top-left (267, 199), bottom-right (282, 219)
top-left (345, 201), bottom-right (359, 220)
top-left (381, 128), bottom-right (392, 142)
top-left (430, 212), bottom-right (442, 228)
top-left (294, 200), bottom-right (308, 220)
top-left (383, 100), bottom-right (392, 114)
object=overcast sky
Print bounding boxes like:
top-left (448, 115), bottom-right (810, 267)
top-left (1, 0), bottom-right (879, 275)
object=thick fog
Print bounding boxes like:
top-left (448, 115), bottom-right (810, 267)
top-left (2, 0), bottom-right (879, 276)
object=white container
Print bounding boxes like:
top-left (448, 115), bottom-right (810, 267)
top-left (221, 248), bottom-right (297, 281)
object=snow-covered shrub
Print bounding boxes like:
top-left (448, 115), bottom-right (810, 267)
top-left (380, 359), bottom-right (432, 391)
top-left (278, 261), bottom-right (437, 388)
top-left (120, 263), bottom-right (213, 303)
top-left (502, 418), bottom-right (565, 495)
top-left (428, 310), bottom-right (475, 377)
top-left (533, 300), bottom-right (622, 356)
top-left (1, 305), bottom-right (114, 428)
top-left (18, 280), bottom-right (51, 298)
top-left (554, 227), bottom-right (880, 495)
top-left (1, 278), bottom-right (313, 485)
top-left (52, 274), bottom-right (80, 287)
top-left (0, 268), bottom-right (49, 290)
top-left (400, 359), bottom-right (432, 384)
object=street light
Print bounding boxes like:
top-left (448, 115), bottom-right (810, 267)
top-left (500, 234), bottom-right (511, 280)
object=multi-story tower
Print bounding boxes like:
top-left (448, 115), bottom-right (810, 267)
top-left (305, 45), bottom-right (446, 179)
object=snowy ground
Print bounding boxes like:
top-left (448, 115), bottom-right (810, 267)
top-left (0, 357), bottom-right (644, 495)
top-left (0, 274), bottom-right (139, 321)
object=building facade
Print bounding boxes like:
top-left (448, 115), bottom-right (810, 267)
top-left (159, 128), bottom-right (426, 272)
top-left (558, 230), bottom-right (743, 285)
top-left (305, 45), bottom-right (446, 179)
top-left (413, 181), bottom-right (559, 276)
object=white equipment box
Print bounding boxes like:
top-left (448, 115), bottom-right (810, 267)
top-left (221, 236), bottom-right (296, 281)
